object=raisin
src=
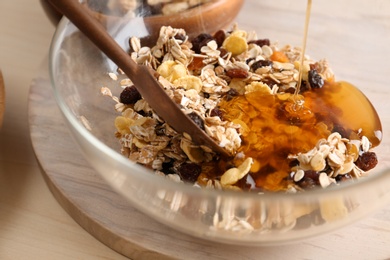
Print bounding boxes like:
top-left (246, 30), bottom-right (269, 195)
top-left (225, 88), bottom-right (239, 101)
top-left (298, 170), bottom-right (320, 189)
top-left (288, 159), bottom-right (300, 168)
top-left (226, 68), bottom-right (249, 78)
top-left (335, 173), bottom-right (352, 183)
top-left (120, 85), bottom-right (142, 104)
top-left (174, 33), bottom-right (186, 42)
top-left (213, 30), bottom-right (226, 48)
top-left (187, 112), bottom-right (205, 130)
top-left (251, 60), bottom-right (273, 71)
top-left (246, 57), bottom-right (255, 65)
top-left (178, 163), bottom-right (202, 183)
top-left (191, 33), bottom-right (213, 53)
top-left (355, 152), bottom-right (378, 171)
top-left (308, 69), bottom-right (324, 89)
top-left (248, 39), bottom-right (270, 47)
top-left (210, 107), bottom-right (224, 118)
top-left (219, 48), bottom-right (228, 58)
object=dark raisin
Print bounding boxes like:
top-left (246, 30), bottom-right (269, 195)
top-left (187, 112), bottom-right (205, 130)
top-left (335, 173), bottom-right (352, 183)
top-left (191, 33), bottom-right (213, 53)
top-left (251, 60), bottom-right (273, 71)
top-left (308, 69), bottom-right (324, 89)
top-left (355, 152), bottom-right (378, 171)
top-left (162, 161), bottom-right (175, 175)
top-left (246, 57), bottom-right (255, 65)
top-left (288, 159), bottom-right (300, 168)
top-left (174, 33), bottom-right (186, 42)
top-left (248, 39), bottom-right (270, 47)
top-left (210, 107), bottom-right (224, 118)
top-left (120, 85), bottom-right (142, 104)
top-left (298, 170), bottom-right (320, 189)
top-left (225, 88), bottom-right (239, 101)
top-left (213, 30), bottom-right (226, 48)
top-left (178, 163), bottom-right (202, 183)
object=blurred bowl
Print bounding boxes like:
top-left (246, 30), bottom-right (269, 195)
top-left (49, 0), bottom-right (390, 245)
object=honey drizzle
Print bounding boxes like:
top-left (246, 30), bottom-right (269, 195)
top-left (199, 0), bottom-right (382, 191)
top-left (294, 0), bottom-right (312, 102)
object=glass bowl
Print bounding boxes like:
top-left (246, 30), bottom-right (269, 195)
top-left (49, 0), bottom-right (390, 245)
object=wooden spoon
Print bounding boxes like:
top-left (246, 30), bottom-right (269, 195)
top-left (48, 0), bottom-right (231, 157)
top-left (0, 70), bottom-right (5, 128)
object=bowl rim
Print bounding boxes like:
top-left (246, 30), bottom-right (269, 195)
top-left (49, 14), bottom-right (390, 203)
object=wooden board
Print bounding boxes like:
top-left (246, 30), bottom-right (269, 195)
top-left (29, 73), bottom-right (390, 259)
top-left (0, 70), bottom-right (5, 128)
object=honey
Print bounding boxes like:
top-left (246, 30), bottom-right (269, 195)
top-left (214, 80), bottom-right (383, 191)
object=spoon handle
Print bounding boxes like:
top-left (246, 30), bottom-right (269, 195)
top-left (48, 0), bottom-right (231, 158)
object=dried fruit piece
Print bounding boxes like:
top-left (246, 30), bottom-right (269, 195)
top-left (120, 86), bottom-right (142, 104)
top-left (355, 152), bottom-right (378, 171)
top-left (248, 39), bottom-right (270, 47)
top-left (251, 60), bottom-right (273, 71)
top-left (191, 33), bottom-right (213, 53)
top-left (178, 163), bottom-right (202, 183)
top-left (213, 30), bottom-right (226, 47)
top-left (210, 107), bottom-right (223, 118)
top-left (226, 68), bottom-right (249, 78)
top-left (187, 112), bottom-right (205, 130)
top-left (270, 51), bottom-right (289, 63)
top-left (308, 69), bottom-right (324, 89)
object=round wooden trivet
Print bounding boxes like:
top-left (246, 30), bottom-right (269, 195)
top-left (28, 74), bottom-right (390, 259)
top-left (28, 76), bottom-right (268, 259)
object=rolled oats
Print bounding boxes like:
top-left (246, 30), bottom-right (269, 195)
top-left (104, 25), bottom-right (379, 214)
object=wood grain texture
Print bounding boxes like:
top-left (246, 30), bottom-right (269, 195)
top-left (0, 70), bottom-right (4, 128)
top-left (29, 71), bottom-right (390, 259)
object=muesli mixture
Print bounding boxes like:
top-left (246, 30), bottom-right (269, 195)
top-left (102, 25), bottom-right (379, 193)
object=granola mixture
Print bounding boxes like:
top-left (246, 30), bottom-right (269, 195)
top-left (102, 25), bottom-right (379, 193)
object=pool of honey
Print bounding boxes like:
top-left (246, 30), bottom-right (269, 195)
top-left (198, 81), bottom-right (382, 191)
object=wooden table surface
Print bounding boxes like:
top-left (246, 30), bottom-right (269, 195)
top-left (1, 0), bottom-right (390, 259)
